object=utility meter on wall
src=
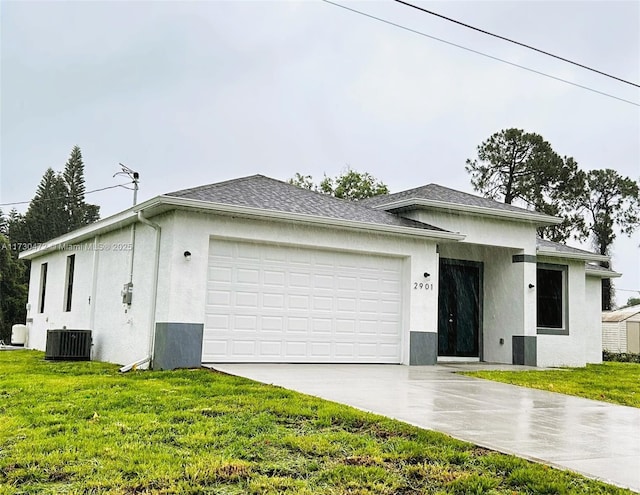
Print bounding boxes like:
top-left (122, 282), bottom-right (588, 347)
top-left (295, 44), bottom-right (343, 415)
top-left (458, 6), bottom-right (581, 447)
top-left (122, 282), bottom-right (133, 305)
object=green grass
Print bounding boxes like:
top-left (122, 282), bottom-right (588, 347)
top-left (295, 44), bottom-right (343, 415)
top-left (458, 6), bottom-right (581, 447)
top-left (463, 362), bottom-right (640, 408)
top-left (0, 351), bottom-right (633, 494)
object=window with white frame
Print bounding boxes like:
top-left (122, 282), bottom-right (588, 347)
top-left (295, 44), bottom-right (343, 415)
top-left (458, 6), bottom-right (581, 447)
top-left (38, 263), bottom-right (48, 313)
top-left (536, 263), bottom-right (568, 334)
top-left (63, 254), bottom-right (75, 312)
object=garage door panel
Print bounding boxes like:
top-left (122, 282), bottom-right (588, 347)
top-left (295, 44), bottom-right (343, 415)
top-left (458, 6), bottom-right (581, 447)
top-left (287, 317), bottom-right (309, 332)
top-left (259, 341), bottom-right (282, 356)
top-left (263, 293), bottom-right (285, 309)
top-left (210, 266), bottom-right (233, 282)
top-left (263, 270), bottom-right (285, 286)
top-left (206, 314), bottom-right (229, 329)
top-left (203, 239), bottom-right (402, 363)
top-left (235, 292), bottom-right (259, 308)
top-left (287, 295), bottom-right (310, 310)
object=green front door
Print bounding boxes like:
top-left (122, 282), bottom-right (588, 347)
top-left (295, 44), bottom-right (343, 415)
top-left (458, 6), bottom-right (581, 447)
top-left (438, 259), bottom-right (482, 357)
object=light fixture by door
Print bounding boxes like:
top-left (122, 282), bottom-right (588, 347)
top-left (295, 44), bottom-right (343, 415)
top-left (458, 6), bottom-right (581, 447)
top-left (183, 251), bottom-right (192, 261)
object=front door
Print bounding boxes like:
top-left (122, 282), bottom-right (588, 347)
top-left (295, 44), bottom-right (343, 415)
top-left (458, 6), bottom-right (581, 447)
top-left (438, 259), bottom-right (482, 357)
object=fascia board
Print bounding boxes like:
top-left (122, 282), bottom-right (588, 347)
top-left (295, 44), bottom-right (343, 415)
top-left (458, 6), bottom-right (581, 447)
top-left (18, 208), bottom-right (140, 260)
top-left (585, 267), bottom-right (622, 278)
top-left (157, 196), bottom-right (466, 241)
top-left (19, 195), bottom-right (464, 261)
top-left (371, 198), bottom-right (562, 226)
top-left (536, 248), bottom-right (610, 263)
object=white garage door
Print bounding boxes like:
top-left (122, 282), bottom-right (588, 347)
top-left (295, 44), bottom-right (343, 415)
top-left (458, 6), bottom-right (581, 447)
top-left (202, 239), bottom-right (403, 363)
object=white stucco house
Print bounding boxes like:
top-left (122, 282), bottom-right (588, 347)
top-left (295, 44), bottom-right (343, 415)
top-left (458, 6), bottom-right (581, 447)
top-left (602, 305), bottom-right (640, 354)
top-left (19, 175), bottom-right (619, 369)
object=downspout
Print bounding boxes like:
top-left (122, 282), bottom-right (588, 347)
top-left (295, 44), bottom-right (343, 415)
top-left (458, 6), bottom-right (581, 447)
top-left (119, 210), bottom-right (161, 373)
top-left (89, 235), bottom-right (100, 360)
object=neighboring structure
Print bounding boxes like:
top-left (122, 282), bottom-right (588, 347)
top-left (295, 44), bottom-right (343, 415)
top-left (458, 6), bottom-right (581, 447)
top-left (602, 305), bottom-right (640, 354)
top-left (19, 175), bottom-right (619, 369)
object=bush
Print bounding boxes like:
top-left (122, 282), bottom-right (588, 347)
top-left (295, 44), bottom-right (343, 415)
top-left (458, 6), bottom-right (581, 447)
top-left (602, 350), bottom-right (640, 363)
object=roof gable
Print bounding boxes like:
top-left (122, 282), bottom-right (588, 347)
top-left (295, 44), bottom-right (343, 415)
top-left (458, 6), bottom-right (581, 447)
top-left (536, 238), bottom-right (609, 263)
top-left (360, 184), bottom-right (559, 224)
top-left (165, 175), bottom-right (448, 233)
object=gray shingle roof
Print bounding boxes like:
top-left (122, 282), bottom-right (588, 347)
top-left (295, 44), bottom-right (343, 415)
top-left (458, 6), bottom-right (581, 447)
top-left (536, 238), bottom-right (601, 257)
top-left (165, 175), bottom-right (448, 232)
top-left (360, 183), bottom-right (550, 216)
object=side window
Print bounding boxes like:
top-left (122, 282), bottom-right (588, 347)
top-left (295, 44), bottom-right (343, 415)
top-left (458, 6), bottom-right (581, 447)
top-left (38, 263), bottom-right (48, 313)
top-left (536, 264), bottom-right (568, 334)
top-left (63, 255), bottom-right (75, 312)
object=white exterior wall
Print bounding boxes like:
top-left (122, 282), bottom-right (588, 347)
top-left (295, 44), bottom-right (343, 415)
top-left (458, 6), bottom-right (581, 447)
top-left (26, 224), bottom-right (158, 366)
top-left (407, 210), bottom-right (538, 365)
top-left (536, 258), bottom-right (588, 367)
top-left (26, 247), bottom-right (95, 349)
top-left (585, 276), bottom-right (603, 363)
top-left (90, 226), bottom-right (158, 365)
top-left (158, 210), bottom-right (440, 365)
top-left (26, 209), bottom-right (441, 366)
top-left (437, 243), bottom-right (537, 364)
top-left (402, 210), bottom-right (538, 251)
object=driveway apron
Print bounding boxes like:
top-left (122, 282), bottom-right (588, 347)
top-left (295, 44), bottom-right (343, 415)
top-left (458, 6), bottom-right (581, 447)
top-left (211, 363), bottom-right (640, 492)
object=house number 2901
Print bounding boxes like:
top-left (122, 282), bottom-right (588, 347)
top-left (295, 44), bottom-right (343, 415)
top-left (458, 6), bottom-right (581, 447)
top-left (413, 282), bottom-right (434, 290)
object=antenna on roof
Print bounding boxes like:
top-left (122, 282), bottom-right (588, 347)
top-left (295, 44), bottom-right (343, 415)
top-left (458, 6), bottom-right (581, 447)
top-left (114, 163), bottom-right (140, 206)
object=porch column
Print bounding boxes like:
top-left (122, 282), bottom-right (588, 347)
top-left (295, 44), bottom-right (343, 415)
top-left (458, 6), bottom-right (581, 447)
top-left (408, 246), bottom-right (439, 365)
top-left (512, 252), bottom-right (538, 366)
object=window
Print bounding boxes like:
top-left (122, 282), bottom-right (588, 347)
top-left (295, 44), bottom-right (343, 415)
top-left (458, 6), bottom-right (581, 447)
top-left (63, 255), bottom-right (75, 312)
top-left (536, 264), bottom-right (568, 334)
top-left (38, 263), bottom-right (48, 313)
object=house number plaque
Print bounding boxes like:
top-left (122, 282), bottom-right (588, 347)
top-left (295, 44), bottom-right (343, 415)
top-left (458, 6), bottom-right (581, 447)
top-left (413, 282), bottom-right (434, 290)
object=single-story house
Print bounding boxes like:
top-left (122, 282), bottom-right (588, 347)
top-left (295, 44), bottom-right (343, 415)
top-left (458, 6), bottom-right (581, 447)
top-left (19, 175), bottom-right (619, 369)
top-left (602, 305), bottom-right (640, 354)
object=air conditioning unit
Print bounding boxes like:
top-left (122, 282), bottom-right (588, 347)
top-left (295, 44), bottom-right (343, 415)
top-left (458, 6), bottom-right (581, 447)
top-left (45, 329), bottom-right (92, 361)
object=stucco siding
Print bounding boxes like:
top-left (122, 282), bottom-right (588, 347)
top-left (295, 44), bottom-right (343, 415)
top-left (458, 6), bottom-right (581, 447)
top-left (90, 226), bottom-right (157, 365)
top-left (158, 210), bottom-right (439, 365)
top-left (437, 243), bottom-right (536, 364)
top-left (25, 225), bottom-right (158, 366)
top-left (26, 248), bottom-right (94, 350)
top-left (585, 277), bottom-right (603, 363)
top-left (536, 259), bottom-right (587, 367)
top-left (402, 210), bottom-right (538, 251)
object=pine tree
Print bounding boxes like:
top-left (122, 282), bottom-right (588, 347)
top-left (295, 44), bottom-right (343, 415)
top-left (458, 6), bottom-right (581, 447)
top-left (0, 234), bottom-right (28, 343)
top-left (21, 168), bottom-right (70, 243)
top-left (0, 208), bottom-right (6, 236)
top-left (63, 146), bottom-right (99, 229)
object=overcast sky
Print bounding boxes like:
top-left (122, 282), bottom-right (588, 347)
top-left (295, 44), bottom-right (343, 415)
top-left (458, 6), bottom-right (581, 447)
top-left (1, 0), bottom-right (639, 305)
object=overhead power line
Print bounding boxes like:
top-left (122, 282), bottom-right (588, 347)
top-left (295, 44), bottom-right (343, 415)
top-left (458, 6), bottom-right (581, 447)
top-left (0, 182), bottom-right (134, 208)
top-left (394, 0), bottom-right (640, 89)
top-left (320, 0), bottom-right (640, 107)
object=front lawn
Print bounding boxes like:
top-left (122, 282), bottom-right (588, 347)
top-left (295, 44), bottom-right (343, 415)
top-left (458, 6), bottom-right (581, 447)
top-left (0, 352), bottom-right (633, 494)
top-left (463, 362), bottom-right (640, 408)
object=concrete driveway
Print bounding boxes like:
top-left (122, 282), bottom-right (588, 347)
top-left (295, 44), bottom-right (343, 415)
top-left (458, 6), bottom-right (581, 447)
top-left (211, 363), bottom-right (640, 492)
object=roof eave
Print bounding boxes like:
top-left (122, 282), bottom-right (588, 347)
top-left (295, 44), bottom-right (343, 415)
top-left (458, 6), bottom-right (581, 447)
top-left (537, 248), bottom-right (610, 263)
top-left (585, 267), bottom-right (622, 278)
top-left (18, 208), bottom-right (141, 260)
top-left (370, 198), bottom-right (561, 226)
top-left (158, 195), bottom-right (466, 241)
top-left (19, 195), bottom-right (465, 260)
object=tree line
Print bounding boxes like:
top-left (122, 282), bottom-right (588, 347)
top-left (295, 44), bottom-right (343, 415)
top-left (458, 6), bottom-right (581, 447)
top-left (0, 146), bottom-right (99, 342)
top-left (292, 129), bottom-right (640, 310)
top-left (1, 130), bottom-right (638, 342)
